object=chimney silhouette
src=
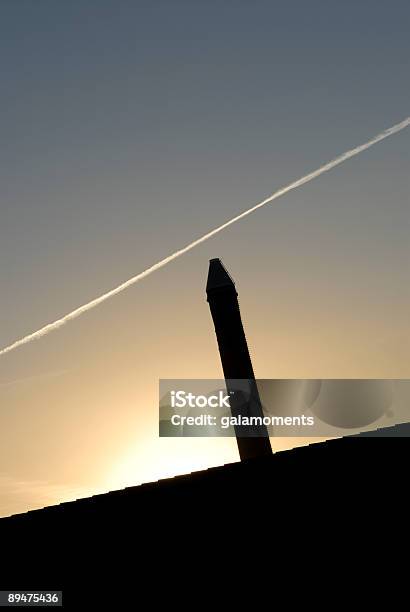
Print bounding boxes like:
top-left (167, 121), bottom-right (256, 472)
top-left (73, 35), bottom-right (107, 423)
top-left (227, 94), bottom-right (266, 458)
top-left (206, 258), bottom-right (272, 461)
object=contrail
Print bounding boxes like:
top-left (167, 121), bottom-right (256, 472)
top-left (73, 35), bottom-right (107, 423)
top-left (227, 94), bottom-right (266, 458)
top-left (0, 369), bottom-right (69, 390)
top-left (1, 116), bottom-right (409, 357)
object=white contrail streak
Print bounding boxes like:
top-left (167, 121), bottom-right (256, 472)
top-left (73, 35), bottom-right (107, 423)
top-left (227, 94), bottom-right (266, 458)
top-left (1, 116), bottom-right (409, 357)
top-left (0, 369), bottom-right (69, 389)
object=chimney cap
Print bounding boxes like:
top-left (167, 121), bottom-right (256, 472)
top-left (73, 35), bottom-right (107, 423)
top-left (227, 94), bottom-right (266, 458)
top-left (206, 258), bottom-right (237, 296)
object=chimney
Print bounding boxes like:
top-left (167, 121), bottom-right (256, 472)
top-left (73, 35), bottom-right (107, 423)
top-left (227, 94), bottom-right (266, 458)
top-left (206, 258), bottom-right (272, 461)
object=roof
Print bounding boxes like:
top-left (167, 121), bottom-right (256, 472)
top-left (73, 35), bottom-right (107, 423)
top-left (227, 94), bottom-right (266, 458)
top-left (0, 425), bottom-right (407, 602)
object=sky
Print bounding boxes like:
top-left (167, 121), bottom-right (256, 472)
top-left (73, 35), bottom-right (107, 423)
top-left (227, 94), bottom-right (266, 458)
top-left (0, 0), bottom-right (409, 517)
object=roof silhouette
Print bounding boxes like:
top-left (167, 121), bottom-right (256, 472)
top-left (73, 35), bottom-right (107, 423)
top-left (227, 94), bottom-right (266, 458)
top-left (1, 426), bottom-right (408, 605)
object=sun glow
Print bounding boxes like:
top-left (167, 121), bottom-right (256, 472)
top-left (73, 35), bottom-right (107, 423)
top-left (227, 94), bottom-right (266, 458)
top-left (105, 439), bottom-right (237, 491)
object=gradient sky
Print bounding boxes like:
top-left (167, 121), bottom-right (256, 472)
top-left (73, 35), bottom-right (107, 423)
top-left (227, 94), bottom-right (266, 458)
top-left (0, 0), bottom-right (409, 517)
